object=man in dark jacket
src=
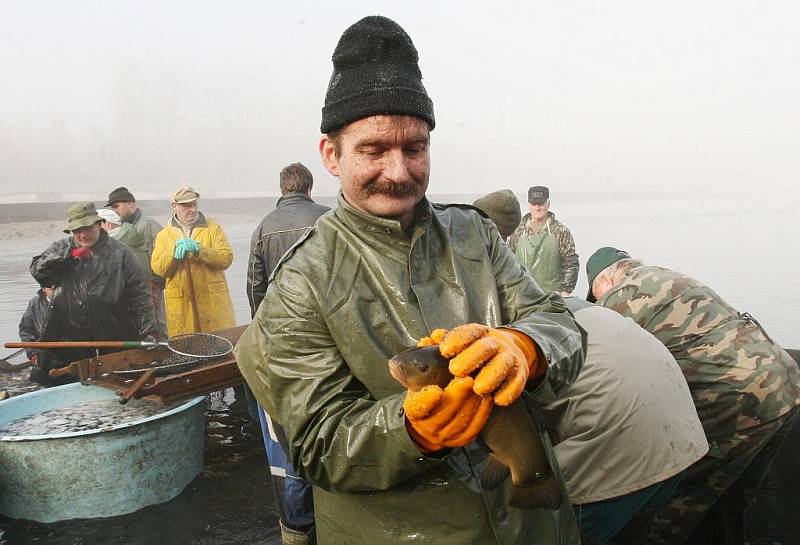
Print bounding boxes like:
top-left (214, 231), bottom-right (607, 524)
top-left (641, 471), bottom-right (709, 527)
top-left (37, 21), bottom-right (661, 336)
top-left (29, 202), bottom-right (159, 383)
top-left (247, 163), bottom-right (330, 315)
top-left (18, 286), bottom-right (54, 384)
top-left (106, 186), bottom-right (166, 334)
top-left (236, 16), bottom-right (585, 545)
top-left (246, 162), bottom-right (330, 545)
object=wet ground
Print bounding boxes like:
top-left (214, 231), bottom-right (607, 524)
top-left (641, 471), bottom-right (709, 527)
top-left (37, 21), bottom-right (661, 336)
top-left (0, 385), bottom-right (281, 545)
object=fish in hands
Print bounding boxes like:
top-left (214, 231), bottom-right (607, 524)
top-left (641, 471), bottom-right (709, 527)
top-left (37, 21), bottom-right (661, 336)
top-left (389, 343), bottom-right (562, 510)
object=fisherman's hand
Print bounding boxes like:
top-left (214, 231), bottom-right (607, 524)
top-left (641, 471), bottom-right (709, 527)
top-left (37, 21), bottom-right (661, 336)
top-left (69, 247), bottom-right (93, 261)
top-left (173, 239), bottom-right (189, 260)
top-left (439, 324), bottom-right (542, 406)
top-left (186, 238), bottom-right (200, 254)
top-left (404, 376), bottom-right (492, 452)
top-left (416, 328), bottom-right (448, 347)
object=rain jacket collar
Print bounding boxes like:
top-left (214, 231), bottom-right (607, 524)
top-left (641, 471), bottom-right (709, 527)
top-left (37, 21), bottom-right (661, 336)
top-left (335, 192), bottom-right (433, 238)
top-left (125, 207), bottom-right (142, 225)
top-left (276, 192), bottom-right (315, 208)
top-left (169, 211), bottom-right (208, 231)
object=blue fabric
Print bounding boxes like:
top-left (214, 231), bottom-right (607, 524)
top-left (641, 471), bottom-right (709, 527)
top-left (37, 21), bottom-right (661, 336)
top-left (257, 404), bottom-right (315, 529)
top-left (576, 473), bottom-right (683, 542)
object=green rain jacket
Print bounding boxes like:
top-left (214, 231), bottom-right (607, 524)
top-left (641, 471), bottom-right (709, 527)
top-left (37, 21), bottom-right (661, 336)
top-left (236, 195), bottom-right (586, 545)
top-left (110, 223), bottom-right (151, 278)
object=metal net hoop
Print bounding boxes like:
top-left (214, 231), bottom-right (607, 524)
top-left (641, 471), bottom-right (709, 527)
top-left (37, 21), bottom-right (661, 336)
top-left (0, 348), bottom-right (33, 372)
top-left (167, 333), bottom-right (233, 359)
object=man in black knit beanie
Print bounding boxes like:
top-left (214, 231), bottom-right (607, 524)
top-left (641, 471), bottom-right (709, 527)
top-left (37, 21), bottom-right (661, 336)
top-left (237, 15), bottom-right (585, 545)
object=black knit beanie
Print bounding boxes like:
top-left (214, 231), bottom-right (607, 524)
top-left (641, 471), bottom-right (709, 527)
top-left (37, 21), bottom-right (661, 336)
top-left (320, 16), bottom-right (435, 134)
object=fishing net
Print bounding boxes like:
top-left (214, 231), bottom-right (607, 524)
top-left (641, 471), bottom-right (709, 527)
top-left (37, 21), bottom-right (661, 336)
top-left (0, 349), bottom-right (33, 372)
top-left (166, 333), bottom-right (233, 359)
top-left (113, 334), bottom-right (233, 377)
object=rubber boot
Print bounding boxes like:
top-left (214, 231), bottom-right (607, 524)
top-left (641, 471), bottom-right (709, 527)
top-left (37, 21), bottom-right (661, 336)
top-left (280, 520), bottom-right (316, 545)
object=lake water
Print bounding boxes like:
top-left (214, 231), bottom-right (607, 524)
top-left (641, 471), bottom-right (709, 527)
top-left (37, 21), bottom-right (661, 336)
top-left (1, 190), bottom-right (797, 355)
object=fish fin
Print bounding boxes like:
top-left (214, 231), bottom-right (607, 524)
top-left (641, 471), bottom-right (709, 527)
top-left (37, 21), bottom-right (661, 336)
top-left (481, 454), bottom-right (511, 491)
top-left (509, 475), bottom-right (563, 511)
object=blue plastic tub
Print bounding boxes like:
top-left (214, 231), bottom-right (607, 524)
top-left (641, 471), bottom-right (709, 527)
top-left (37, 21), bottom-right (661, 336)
top-left (0, 383), bottom-right (205, 522)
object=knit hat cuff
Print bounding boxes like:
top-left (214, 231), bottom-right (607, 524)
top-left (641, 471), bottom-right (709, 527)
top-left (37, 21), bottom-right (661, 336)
top-left (321, 87), bottom-right (435, 134)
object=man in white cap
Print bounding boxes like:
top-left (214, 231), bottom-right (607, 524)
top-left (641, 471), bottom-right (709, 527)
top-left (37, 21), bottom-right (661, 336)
top-left (97, 208), bottom-right (151, 280)
top-left (151, 186), bottom-right (236, 336)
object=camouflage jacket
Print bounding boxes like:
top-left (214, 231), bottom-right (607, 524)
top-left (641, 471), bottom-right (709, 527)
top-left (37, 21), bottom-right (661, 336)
top-left (597, 265), bottom-right (800, 444)
top-left (507, 212), bottom-right (579, 293)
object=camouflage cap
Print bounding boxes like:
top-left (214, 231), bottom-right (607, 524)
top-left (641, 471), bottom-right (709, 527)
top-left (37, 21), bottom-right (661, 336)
top-left (64, 201), bottom-right (103, 233)
top-left (171, 186), bottom-right (200, 204)
top-left (586, 246), bottom-right (631, 302)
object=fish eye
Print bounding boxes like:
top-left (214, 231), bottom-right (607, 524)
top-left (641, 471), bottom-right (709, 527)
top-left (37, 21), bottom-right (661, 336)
top-left (418, 364), bottom-right (429, 372)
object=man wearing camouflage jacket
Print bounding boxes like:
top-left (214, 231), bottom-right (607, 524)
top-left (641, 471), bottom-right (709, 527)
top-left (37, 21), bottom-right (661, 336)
top-left (587, 247), bottom-right (800, 545)
top-left (507, 186), bottom-right (579, 295)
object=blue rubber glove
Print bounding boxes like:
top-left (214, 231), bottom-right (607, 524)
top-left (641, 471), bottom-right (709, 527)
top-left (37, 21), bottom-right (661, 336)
top-left (173, 239), bottom-right (188, 260)
top-left (186, 238), bottom-right (200, 254)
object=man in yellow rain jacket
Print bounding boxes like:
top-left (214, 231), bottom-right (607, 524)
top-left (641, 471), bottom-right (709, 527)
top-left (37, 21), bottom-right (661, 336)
top-left (151, 186), bottom-right (236, 336)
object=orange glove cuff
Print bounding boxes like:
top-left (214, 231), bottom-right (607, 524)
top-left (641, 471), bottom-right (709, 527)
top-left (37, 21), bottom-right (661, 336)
top-left (405, 419), bottom-right (445, 453)
top-left (500, 328), bottom-right (546, 381)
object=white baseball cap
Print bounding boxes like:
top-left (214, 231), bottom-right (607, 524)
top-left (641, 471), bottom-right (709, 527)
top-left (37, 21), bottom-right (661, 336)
top-left (97, 208), bottom-right (122, 225)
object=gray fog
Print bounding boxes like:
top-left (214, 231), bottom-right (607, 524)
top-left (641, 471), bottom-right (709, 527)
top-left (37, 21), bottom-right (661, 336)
top-left (2, 1), bottom-right (799, 199)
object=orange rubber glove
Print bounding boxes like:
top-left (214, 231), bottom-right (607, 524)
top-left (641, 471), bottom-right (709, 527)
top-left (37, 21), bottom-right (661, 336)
top-left (439, 323), bottom-right (543, 406)
top-left (416, 328), bottom-right (448, 347)
top-left (404, 376), bottom-right (493, 452)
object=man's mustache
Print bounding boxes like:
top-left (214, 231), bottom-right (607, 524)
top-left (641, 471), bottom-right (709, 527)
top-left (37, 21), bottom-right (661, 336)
top-left (364, 180), bottom-right (418, 197)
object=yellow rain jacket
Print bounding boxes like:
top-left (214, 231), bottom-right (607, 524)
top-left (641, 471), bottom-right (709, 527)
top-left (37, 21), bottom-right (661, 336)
top-left (151, 213), bottom-right (236, 336)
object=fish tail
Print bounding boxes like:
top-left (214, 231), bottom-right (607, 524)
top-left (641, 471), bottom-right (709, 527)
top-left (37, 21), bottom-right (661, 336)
top-left (509, 475), bottom-right (563, 511)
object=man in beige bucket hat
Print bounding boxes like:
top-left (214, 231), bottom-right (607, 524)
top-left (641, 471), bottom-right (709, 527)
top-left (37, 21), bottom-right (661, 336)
top-left (151, 186), bottom-right (236, 336)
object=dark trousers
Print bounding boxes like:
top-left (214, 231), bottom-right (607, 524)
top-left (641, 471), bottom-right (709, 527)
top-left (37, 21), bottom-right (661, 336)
top-left (619, 406), bottom-right (800, 545)
top-left (684, 405), bottom-right (800, 545)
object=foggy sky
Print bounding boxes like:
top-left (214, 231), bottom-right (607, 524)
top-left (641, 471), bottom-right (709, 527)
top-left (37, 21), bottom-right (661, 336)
top-left (1, 0), bottom-right (799, 198)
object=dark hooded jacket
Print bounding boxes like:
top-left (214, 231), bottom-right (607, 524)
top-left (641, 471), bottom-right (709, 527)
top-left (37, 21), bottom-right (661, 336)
top-left (19, 289), bottom-right (51, 346)
top-left (29, 230), bottom-right (157, 378)
top-left (18, 289), bottom-right (56, 384)
top-left (246, 193), bottom-right (330, 317)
